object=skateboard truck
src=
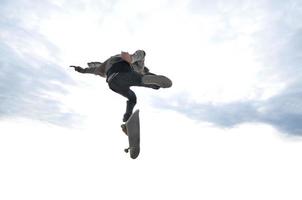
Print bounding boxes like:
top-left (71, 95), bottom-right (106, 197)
top-left (121, 124), bottom-right (128, 135)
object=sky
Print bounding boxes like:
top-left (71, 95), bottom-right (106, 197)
top-left (1, 0), bottom-right (302, 199)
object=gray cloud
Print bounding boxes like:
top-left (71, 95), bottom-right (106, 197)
top-left (154, 0), bottom-right (302, 135)
top-left (0, 1), bottom-right (82, 126)
top-left (0, 41), bottom-right (81, 126)
top-left (154, 83), bottom-right (302, 135)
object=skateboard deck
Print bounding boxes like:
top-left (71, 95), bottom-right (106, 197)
top-left (121, 109), bottom-right (140, 159)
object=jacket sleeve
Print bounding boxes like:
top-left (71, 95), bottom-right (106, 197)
top-left (85, 62), bottom-right (106, 77)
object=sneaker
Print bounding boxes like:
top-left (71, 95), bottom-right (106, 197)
top-left (123, 112), bottom-right (132, 122)
top-left (142, 75), bottom-right (172, 88)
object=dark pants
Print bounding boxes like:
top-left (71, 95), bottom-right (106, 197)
top-left (107, 61), bottom-right (150, 122)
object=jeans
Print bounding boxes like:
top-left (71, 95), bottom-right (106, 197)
top-left (107, 62), bottom-right (143, 121)
top-left (107, 61), bottom-right (159, 121)
top-left (109, 71), bottom-right (142, 106)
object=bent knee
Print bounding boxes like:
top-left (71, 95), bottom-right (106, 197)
top-left (128, 93), bottom-right (137, 104)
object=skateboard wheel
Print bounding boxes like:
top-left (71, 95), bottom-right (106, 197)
top-left (124, 148), bottom-right (129, 153)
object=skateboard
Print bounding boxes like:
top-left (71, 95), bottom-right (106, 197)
top-left (121, 109), bottom-right (140, 159)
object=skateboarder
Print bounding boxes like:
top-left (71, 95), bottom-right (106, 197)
top-left (70, 50), bottom-right (171, 122)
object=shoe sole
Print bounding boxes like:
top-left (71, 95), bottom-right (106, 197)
top-left (142, 75), bottom-right (172, 88)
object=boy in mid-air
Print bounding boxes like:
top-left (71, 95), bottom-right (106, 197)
top-left (70, 50), bottom-right (172, 122)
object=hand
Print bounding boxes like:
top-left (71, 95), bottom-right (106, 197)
top-left (121, 51), bottom-right (132, 63)
top-left (70, 65), bottom-right (84, 73)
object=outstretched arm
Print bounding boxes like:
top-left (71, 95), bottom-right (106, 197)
top-left (70, 65), bottom-right (85, 73)
top-left (70, 62), bottom-right (104, 76)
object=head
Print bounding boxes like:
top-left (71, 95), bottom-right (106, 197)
top-left (133, 50), bottom-right (146, 57)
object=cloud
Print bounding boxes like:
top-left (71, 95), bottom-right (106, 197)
top-left (153, 0), bottom-right (302, 135)
top-left (1, 0), bottom-right (301, 135)
top-left (154, 81), bottom-right (302, 135)
top-left (0, 1), bottom-right (82, 126)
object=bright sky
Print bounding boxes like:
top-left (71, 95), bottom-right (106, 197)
top-left (1, 0), bottom-right (302, 199)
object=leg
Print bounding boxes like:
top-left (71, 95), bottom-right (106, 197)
top-left (107, 62), bottom-right (161, 89)
top-left (108, 71), bottom-right (161, 121)
top-left (124, 92), bottom-right (137, 122)
top-left (113, 70), bottom-right (160, 89)
top-left (109, 75), bottom-right (137, 122)
top-left (117, 69), bottom-right (169, 89)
